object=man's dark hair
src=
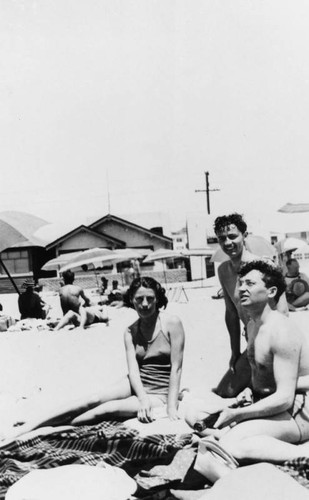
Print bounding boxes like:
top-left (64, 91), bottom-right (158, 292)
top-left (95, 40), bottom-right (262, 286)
top-left (123, 276), bottom-right (168, 310)
top-left (62, 270), bottom-right (75, 284)
top-left (239, 260), bottom-right (286, 303)
top-left (214, 213), bottom-right (247, 235)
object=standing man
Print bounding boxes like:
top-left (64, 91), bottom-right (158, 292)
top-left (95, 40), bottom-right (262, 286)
top-left (59, 270), bottom-right (90, 315)
top-left (214, 260), bottom-right (309, 463)
top-left (213, 213), bottom-right (288, 397)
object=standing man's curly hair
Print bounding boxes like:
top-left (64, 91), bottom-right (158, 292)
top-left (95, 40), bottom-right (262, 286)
top-left (123, 276), bottom-right (168, 310)
top-left (239, 260), bottom-right (286, 303)
top-left (214, 213), bottom-right (247, 235)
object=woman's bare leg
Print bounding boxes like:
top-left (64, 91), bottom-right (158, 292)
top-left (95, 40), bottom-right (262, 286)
top-left (5, 376), bottom-right (132, 441)
top-left (54, 311), bottom-right (80, 331)
top-left (71, 395), bottom-right (141, 424)
top-left (72, 393), bottom-right (166, 425)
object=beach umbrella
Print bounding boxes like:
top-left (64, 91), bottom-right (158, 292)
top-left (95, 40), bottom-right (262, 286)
top-left (275, 237), bottom-right (307, 255)
top-left (211, 234), bottom-right (277, 263)
top-left (182, 248), bottom-right (214, 257)
top-left (0, 211), bottom-right (49, 294)
top-left (0, 210), bottom-right (47, 252)
top-left (60, 248), bottom-right (150, 273)
top-left (143, 248), bottom-right (187, 263)
top-left (143, 248), bottom-right (188, 284)
top-left (110, 248), bottom-right (149, 263)
top-left (60, 248), bottom-right (114, 272)
top-left (41, 252), bottom-right (83, 272)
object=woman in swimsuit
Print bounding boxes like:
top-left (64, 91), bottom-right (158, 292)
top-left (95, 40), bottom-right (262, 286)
top-left (71, 276), bottom-right (185, 423)
top-left (6, 277), bottom-right (185, 443)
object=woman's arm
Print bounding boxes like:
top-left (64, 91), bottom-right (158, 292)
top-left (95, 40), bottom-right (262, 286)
top-left (124, 328), bottom-right (152, 422)
top-left (166, 315), bottom-right (185, 420)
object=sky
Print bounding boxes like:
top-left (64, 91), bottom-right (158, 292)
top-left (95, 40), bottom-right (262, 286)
top-left (1, 0), bottom-right (309, 237)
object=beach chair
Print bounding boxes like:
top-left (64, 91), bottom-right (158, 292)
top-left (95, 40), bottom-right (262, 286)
top-left (167, 286), bottom-right (189, 303)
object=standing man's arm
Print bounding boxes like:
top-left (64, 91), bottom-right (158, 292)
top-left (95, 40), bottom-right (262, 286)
top-left (218, 266), bottom-right (241, 372)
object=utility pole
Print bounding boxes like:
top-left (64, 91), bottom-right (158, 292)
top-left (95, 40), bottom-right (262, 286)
top-left (195, 171), bottom-right (220, 214)
top-left (106, 168), bottom-right (111, 213)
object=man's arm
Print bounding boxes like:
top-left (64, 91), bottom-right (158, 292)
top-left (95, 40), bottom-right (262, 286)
top-left (218, 265), bottom-right (241, 371)
top-left (215, 323), bottom-right (301, 428)
top-left (79, 289), bottom-right (91, 307)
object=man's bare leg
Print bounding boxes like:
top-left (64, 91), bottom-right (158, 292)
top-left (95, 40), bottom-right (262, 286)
top-left (219, 413), bottom-right (304, 463)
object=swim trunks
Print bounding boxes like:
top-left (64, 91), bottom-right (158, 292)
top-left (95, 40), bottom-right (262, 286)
top-left (252, 391), bottom-right (309, 443)
top-left (289, 392), bottom-right (309, 443)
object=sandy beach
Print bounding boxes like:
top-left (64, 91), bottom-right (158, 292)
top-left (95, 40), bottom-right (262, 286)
top-left (0, 276), bottom-right (308, 431)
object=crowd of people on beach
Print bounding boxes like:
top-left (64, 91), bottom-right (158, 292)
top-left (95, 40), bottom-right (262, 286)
top-left (4, 211), bottom-right (309, 488)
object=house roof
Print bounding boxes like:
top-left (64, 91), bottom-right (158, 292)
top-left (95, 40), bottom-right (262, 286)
top-left (45, 225), bottom-right (125, 251)
top-left (89, 214), bottom-right (172, 244)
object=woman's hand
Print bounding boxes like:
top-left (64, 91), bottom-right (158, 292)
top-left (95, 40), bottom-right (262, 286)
top-left (167, 407), bottom-right (179, 421)
top-left (137, 397), bottom-right (153, 423)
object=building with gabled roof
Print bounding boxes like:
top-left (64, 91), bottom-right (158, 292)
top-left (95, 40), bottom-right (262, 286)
top-left (0, 213), bottom-right (173, 291)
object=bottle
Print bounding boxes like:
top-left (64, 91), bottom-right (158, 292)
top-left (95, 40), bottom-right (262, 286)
top-left (193, 411), bottom-right (221, 432)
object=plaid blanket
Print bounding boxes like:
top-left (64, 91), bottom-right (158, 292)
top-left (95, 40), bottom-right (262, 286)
top-left (278, 458), bottom-right (309, 489)
top-left (0, 422), bottom-right (192, 499)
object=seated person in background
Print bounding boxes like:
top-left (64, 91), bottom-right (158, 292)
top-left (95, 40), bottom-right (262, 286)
top-left (107, 280), bottom-right (123, 306)
top-left (285, 258), bottom-right (309, 311)
top-left (54, 304), bottom-right (109, 330)
top-left (59, 270), bottom-right (90, 315)
top-left (18, 279), bottom-right (49, 320)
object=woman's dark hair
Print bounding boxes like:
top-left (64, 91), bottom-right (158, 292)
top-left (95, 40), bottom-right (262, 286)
top-left (214, 213), bottom-right (247, 235)
top-left (123, 276), bottom-right (168, 310)
top-left (239, 260), bottom-right (286, 303)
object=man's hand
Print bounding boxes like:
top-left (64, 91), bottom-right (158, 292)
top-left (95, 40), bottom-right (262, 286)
top-left (137, 397), bottom-right (153, 423)
top-left (213, 407), bottom-right (240, 429)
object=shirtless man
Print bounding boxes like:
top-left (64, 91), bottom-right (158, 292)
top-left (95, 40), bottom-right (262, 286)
top-left (213, 213), bottom-right (288, 396)
top-left (214, 260), bottom-right (309, 463)
top-left (59, 270), bottom-right (90, 314)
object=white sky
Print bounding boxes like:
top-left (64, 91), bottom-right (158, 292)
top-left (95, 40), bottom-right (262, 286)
top-left (1, 0), bottom-right (309, 235)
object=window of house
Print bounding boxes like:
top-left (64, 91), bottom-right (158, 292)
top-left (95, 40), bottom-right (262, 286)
top-left (0, 250), bottom-right (30, 274)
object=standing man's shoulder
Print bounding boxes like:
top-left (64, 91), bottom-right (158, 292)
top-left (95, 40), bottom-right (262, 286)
top-left (218, 260), bottom-right (232, 278)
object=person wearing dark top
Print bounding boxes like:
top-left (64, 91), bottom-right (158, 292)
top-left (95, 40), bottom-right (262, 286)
top-left (18, 279), bottom-right (47, 320)
top-left (107, 280), bottom-right (123, 304)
